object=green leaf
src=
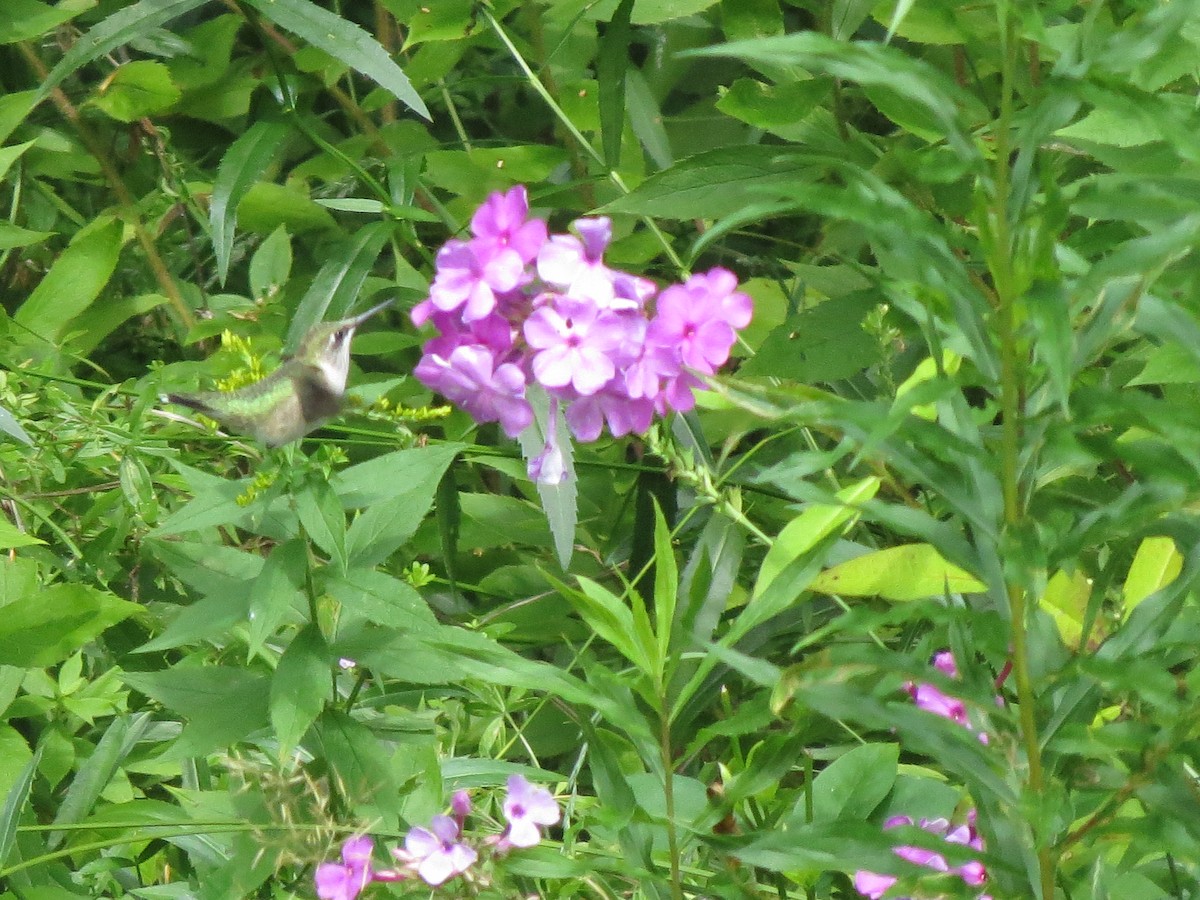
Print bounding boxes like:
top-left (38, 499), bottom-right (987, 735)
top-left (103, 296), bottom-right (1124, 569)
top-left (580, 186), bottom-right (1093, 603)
top-left (0, 517), bottom-right (41, 548)
top-left (1040, 569), bottom-right (1093, 650)
top-left (810, 544), bottom-right (986, 601)
top-left (740, 292), bottom-right (882, 382)
top-left (0, 737), bottom-right (39, 868)
top-left (210, 119), bottom-right (291, 286)
top-left (599, 146), bottom-right (820, 220)
top-left (809, 743), bottom-right (898, 823)
top-left (270, 625), bottom-right (331, 759)
top-left (249, 226), bottom-right (293, 301)
top-left (1123, 536), bottom-right (1182, 615)
top-left (122, 666), bottom-right (270, 757)
top-left (14, 219), bottom-right (125, 343)
top-left (48, 714), bottom-right (151, 850)
top-left (285, 221), bottom-right (391, 352)
top-left (754, 476), bottom-right (880, 599)
top-left (247, 540), bottom-right (308, 658)
top-left (35, 0), bottom-right (208, 105)
top-left (296, 477), bottom-right (347, 572)
top-left (310, 710), bottom-right (398, 813)
top-left (0, 584), bottom-right (139, 667)
top-left (568, 577), bottom-right (655, 679)
top-left (0, 223), bottom-right (52, 251)
top-left (0, 140), bottom-right (35, 184)
top-left (597, 0), bottom-right (633, 168)
top-left (343, 445), bottom-right (458, 568)
top-left (90, 60), bottom-right (180, 122)
top-left (0, 0), bottom-right (87, 45)
top-left (326, 568), bottom-right (438, 631)
top-left (331, 444), bottom-right (464, 508)
top-left (242, 0), bottom-right (429, 120)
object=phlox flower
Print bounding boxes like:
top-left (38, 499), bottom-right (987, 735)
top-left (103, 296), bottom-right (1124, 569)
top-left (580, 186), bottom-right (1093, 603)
top-left (470, 184), bottom-right (548, 266)
top-left (413, 344), bottom-right (533, 438)
top-left (501, 775), bottom-right (560, 849)
top-left (395, 814), bottom-right (478, 887)
top-left (524, 297), bottom-right (629, 396)
top-left (647, 268), bottom-right (751, 375)
top-left (412, 186), bottom-right (753, 459)
top-left (907, 651), bottom-right (992, 744)
top-left (315, 836), bottom-right (374, 900)
top-left (853, 815), bottom-right (990, 899)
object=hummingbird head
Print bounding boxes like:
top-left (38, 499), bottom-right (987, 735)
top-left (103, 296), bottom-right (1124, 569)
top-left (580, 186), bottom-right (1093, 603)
top-left (295, 298), bottom-right (395, 394)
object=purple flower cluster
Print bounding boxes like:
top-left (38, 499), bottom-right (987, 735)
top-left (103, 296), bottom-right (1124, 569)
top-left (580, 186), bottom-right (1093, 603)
top-left (906, 651), bottom-right (991, 744)
top-left (854, 814), bottom-right (990, 899)
top-left (314, 776), bottom-right (559, 899)
top-left (412, 186), bottom-right (752, 444)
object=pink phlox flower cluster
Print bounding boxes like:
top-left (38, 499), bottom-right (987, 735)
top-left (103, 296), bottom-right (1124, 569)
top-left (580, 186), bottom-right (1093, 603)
top-left (854, 814), bottom-right (990, 899)
top-left (314, 780), bottom-right (560, 895)
top-left (412, 186), bottom-right (752, 448)
top-left (906, 651), bottom-right (991, 744)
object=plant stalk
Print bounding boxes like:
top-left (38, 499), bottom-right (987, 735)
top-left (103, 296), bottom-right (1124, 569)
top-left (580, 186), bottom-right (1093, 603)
top-left (989, 14), bottom-right (1055, 899)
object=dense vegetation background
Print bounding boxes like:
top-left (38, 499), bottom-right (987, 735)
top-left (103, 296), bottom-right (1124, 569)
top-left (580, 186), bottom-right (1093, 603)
top-left (2, 0), bottom-right (1200, 897)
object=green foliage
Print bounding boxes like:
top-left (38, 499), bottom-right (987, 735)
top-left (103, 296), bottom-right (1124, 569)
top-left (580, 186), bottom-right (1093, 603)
top-left (3, 0), bottom-right (1200, 898)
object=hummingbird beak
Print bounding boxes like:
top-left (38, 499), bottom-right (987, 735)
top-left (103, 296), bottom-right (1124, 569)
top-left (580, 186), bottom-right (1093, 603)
top-left (344, 297), bottom-right (396, 330)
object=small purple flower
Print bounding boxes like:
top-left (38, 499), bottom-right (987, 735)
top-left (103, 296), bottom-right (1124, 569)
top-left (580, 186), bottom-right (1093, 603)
top-left (451, 789), bottom-right (472, 820)
top-left (396, 814), bottom-right (478, 887)
top-left (470, 184), bottom-right (548, 266)
top-left (565, 385), bottom-right (654, 442)
top-left (315, 836), bottom-right (374, 900)
top-left (647, 268), bottom-right (751, 375)
top-left (501, 775), bottom-right (560, 849)
top-left (853, 815), bottom-right (990, 900)
top-left (414, 344), bottom-right (533, 437)
top-left (524, 297), bottom-right (627, 396)
top-left (907, 651), bottom-right (991, 744)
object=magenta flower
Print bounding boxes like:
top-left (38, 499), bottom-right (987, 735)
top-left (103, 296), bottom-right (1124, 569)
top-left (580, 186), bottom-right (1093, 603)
top-left (647, 268), bottom-right (751, 375)
top-left (414, 344), bottom-right (533, 437)
top-left (470, 184), bottom-right (548, 266)
top-left (854, 815), bottom-right (990, 899)
top-left (395, 814), bottom-right (478, 886)
top-left (315, 836), bottom-right (374, 900)
top-left (907, 651), bottom-right (992, 744)
top-left (501, 775), bottom-right (560, 849)
top-left (524, 298), bottom-right (627, 396)
top-left (411, 186), bottom-right (753, 451)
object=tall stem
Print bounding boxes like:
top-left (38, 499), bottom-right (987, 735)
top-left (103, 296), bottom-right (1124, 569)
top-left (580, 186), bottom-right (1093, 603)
top-left (657, 698), bottom-right (682, 900)
top-left (989, 13), bottom-right (1055, 899)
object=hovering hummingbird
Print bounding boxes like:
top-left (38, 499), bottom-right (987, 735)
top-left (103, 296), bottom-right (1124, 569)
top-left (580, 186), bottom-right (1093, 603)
top-left (163, 299), bottom-right (395, 447)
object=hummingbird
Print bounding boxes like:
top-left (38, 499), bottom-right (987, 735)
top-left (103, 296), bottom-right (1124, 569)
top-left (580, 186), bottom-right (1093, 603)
top-left (163, 298), bottom-right (395, 447)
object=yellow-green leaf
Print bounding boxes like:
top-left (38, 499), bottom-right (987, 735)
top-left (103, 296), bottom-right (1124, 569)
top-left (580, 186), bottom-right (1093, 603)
top-left (1040, 569), bottom-right (1092, 649)
top-left (810, 544), bottom-right (984, 601)
top-left (1123, 535), bottom-right (1182, 615)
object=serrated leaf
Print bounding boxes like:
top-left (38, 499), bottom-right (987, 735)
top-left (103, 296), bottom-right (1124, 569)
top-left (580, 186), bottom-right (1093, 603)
top-left (810, 544), bottom-right (985, 601)
top-left (247, 540), bottom-right (308, 658)
top-left (249, 225), bottom-right (292, 301)
top-left (517, 386), bottom-right (576, 569)
top-left (35, 0), bottom-right (207, 104)
top-left (210, 119), bottom-right (291, 285)
top-left (740, 292), bottom-right (881, 382)
top-left (242, 0), bottom-right (429, 119)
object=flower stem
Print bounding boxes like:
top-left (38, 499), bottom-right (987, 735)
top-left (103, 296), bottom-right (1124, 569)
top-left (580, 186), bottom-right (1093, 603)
top-left (989, 14), bottom-right (1055, 899)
